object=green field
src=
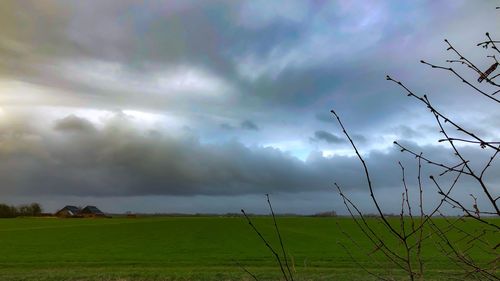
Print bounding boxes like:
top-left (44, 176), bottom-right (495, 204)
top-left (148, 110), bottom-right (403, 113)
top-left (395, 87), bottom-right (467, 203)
top-left (0, 216), bottom-right (497, 280)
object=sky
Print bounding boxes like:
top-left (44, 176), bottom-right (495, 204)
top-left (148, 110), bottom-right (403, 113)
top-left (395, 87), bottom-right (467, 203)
top-left (0, 0), bottom-right (499, 214)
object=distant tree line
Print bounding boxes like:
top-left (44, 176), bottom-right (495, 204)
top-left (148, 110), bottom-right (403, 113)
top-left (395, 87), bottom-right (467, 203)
top-left (0, 203), bottom-right (42, 218)
top-left (311, 211), bottom-right (337, 217)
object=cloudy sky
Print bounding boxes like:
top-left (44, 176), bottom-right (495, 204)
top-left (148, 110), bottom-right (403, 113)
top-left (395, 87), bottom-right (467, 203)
top-left (0, 0), bottom-right (498, 214)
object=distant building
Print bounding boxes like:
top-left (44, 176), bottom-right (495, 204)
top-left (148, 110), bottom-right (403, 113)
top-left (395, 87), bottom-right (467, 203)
top-left (55, 205), bottom-right (108, 218)
top-left (80, 206), bottom-right (106, 218)
top-left (55, 205), bottom-right (82, 218)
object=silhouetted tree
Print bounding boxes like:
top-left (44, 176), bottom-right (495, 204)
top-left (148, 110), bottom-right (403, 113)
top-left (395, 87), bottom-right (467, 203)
top-left (0, 204), bottom-right (16, 218)
top-left (332, 7), bottom-right (499, 281)
top-left (29, 203), bottom-right (42, 216)
top-left (0, 203), bottom-right (43, 217)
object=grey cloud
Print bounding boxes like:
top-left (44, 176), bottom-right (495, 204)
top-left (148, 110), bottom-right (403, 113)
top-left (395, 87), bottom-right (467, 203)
top-left (314, 114), bottom-right (366, 143)
top-left (54, 115), bottom-right (96, 133)
top-left (0, 115), bottom-right (498, 209)
top-left (1, 115), bottom-right (315, 196)
top-left (241, 120), bottom-right (259, 131)
top-left (392, 125), bottom-right (421, 139)
top-left (353, 134), bottom-right (367, 143)
top-left (0, 0), bottom-right (497, 141)
top-left (313, 130), bottom-right (345, 144)
top-left (221, 121), bottom-right (258, 131)
top-left (315, 112), bottom-right (334, 123)
top-left (220, 123), bottom-right (235, 130)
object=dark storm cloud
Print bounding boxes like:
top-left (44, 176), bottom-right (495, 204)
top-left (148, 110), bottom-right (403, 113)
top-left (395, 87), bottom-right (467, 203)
top-left (0, 115), bottom-right (498, 204)
top-left (241, 120), bottom-right (259, 131)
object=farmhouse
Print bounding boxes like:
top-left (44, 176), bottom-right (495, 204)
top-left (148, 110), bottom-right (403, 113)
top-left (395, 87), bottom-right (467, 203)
top-left (80, 205), bottom-right (106, 218)
top-left (55, 205), bottom-right (82, 218)
top-left (55, 205), bottom-right (107, 218)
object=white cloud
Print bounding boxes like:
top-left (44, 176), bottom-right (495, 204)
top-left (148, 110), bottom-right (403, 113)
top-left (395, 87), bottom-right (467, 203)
top-left (0, 79), bottom-right (79, 106)
top-left (154, 66), bottom-right (230, 96)
top-left (56, 60), bottom-right (233, 98)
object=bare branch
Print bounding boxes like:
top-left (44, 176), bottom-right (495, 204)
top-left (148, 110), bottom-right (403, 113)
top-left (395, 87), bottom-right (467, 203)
top-left (233, 259), bottom-right (259, 281)
top-left (331, 109), bottom-right (404, 240)
top-left (387, 76), bottom-right (500, 152)
top-left (420, 60), bottom-right (500, 103)
top-left (266, 194), bottom-right (294, 281)
top-left (240, 209), bottom-right (290, 281)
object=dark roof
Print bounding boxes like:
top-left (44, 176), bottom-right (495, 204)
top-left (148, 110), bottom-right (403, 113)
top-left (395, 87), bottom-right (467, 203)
top-left (58, 205), bottom-right (81, 213)
top-left (81, 205), bottom-right (104, 214)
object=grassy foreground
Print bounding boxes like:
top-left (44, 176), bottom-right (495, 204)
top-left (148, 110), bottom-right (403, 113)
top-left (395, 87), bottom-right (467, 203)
top-left (0, 216), bottom-right (497, 280)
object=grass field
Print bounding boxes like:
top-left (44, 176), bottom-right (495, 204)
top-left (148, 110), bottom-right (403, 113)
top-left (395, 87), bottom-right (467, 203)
top-left (0, 216), bottom-right (497, 280)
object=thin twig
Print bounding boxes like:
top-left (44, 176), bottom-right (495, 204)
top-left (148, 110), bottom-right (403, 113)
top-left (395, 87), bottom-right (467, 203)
top-left (266, 194), bottom-right (294, 281)
top-left (241, 209), bottom-right (290, 281)
top-left (331, 110), bottom-right (404, 240)
top-left (233, 259), bottom-right (259, 281)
